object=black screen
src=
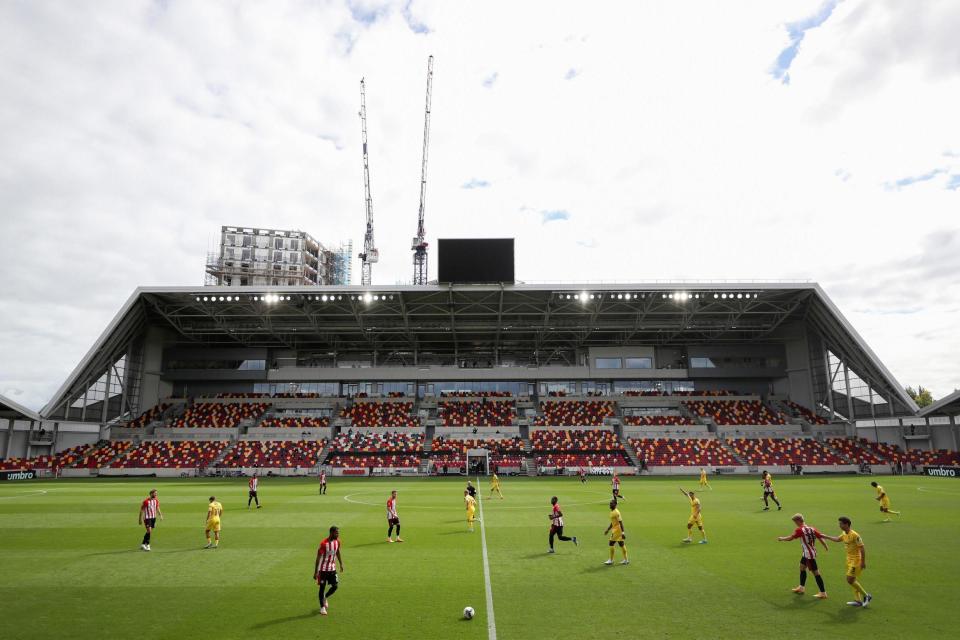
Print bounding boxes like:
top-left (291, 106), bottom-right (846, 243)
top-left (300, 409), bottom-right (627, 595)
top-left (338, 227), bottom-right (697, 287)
top-left (437, 238), bottom-right (515, 283)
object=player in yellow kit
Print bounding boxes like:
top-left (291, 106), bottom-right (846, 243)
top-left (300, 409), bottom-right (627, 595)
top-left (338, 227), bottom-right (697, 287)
top-left (680, 487), bottom-right (707, 544)
top-left (464, 490), bottom-right (477, 532)
top-left (603, 499), bottom-right (629, 565)
top-left (204, 496), bottom-right (223, 549)
top-left (699, 467), bottom-right (712, 490)
top-left (489, 473), bottom-right (504, 499)
top-left (824, 516), bottom-right (872, 607)
top-left (870, 481), bottom-right (901, 521)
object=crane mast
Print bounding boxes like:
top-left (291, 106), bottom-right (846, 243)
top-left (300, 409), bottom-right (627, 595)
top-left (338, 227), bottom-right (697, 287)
top-left (412, 55), bottom-right (433, 285)
top-left (358, 78), bottom-right (378, 286)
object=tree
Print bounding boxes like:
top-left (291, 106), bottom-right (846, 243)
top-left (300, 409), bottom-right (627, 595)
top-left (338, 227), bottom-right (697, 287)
top-left (905, 386), bottom-right (935, 408)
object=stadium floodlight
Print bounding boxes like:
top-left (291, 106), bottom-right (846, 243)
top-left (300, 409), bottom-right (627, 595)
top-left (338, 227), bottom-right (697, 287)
top-left (578, 292), bottom-right (589, 302)
top-left (225, 296), bottom-right (232, 302)
top-left (737, 293), bottom-right (743, 299)
top-left (321, 295), bottom-right (328, 302)
top-left (363, 293), bottom-right (373, 303)
top-left (338, 296), bottom-right (343, 300)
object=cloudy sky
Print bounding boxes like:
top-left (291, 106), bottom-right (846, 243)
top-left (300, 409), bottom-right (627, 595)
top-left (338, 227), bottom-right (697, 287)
top-left (1, 0), bottom-right (958, 410)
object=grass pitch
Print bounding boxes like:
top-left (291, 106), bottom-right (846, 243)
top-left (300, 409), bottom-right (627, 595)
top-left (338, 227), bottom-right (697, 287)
top-left (1, 474), bottom-right (957, 639)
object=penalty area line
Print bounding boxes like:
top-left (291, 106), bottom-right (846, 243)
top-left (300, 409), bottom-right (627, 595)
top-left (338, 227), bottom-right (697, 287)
top-left (477, 477), bottom-right (497, 640)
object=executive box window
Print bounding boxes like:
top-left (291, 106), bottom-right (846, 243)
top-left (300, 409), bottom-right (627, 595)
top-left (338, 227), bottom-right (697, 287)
top-left (690, 357), bottom-right (717, 369)
top-left (167, 359), bottom-right (265, 371)
top-left (624, 357), bottom-right (653, 369)
top-left (595, 357), bottom-right (622, 369)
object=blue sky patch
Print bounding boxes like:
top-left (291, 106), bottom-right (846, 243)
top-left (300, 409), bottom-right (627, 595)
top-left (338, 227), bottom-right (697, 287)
top-left (886, 168), bottom-right (945, 190)
top-left (462, 178), bottom-right (490, 189)
top-left (770, 0), bottom-right (840, 84)
top-left (402, 0), bottom-right (430, 34)
top-left (482, 72), bottom-right (498, 88)
top-left (946, 175), bottom-right (960, 190)
top-left (541, 209), bottom-right (570, 223)
top-left (564, 68), bottom-right (580, 80)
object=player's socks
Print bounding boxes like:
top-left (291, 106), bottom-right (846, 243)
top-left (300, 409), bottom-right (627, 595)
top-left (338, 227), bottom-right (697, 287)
top-left (851, 580), bottom-right (866, 599)
top-left (799, 570), bottom-right (807, 587)
top-left (621, 546), bottom-right (629, 562)
top-left (609, 547), bottom-right (615, 561)
top-left (814, 575), bottom-right (826, 593)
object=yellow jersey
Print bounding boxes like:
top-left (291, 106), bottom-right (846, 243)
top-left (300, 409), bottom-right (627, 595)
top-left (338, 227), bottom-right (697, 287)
top-left (491, 475), bottom-right (500, 487)
top-left (875, 485), bottom-right (885, 498)
top-left (700, 470), bottom-right (707, 480)
top-left (610, 508), bottom-right (623, 532)
top-left (465, 495), bottom-right (476, 511)
top-left (839, 530), bottom-right (864, 563)
top-left (689, 496), bottom-right (701, 517)
top-left (207, 501), bottom-right (223, 520)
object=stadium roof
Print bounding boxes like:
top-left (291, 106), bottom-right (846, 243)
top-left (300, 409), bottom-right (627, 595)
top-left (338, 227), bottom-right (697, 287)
top-left (0, 393), bottom-right (42, 422)
top-left (918, 389), bottom-right (960, 418)
top-left (41, 282), bottom-right (918, 418)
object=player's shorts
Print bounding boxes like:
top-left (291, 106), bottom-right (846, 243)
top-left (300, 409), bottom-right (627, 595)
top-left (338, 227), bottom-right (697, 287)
top-left (466, 508), bottom-right (476, 522)
top-left (249, 490), bottom-right (258, 498)
top-left (687, 516), bottom-right (703, 527)
top-left (763, 489), bottom-right (774, 496)
top-left (550, 524), bottom-right (564, 536)
top-left (845, 561), bottom-right (863, 578)
top-left (880, 499), bottom-right (891, 510)
top-left (318, 570), bottom-right (338, 586)
top-left (609, 529), bottom-right (624, 543)
top-left (800, 556), bottom-right (819, 571)
top-left (144, 518), bottom-right (156, 528)
top-left (206, 518), bottom-right (221, 532)
top-left (388, 517), bottom-right (400, 526)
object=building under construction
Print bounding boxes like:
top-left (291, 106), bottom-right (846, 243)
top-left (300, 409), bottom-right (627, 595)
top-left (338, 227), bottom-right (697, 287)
top-left (205, 226), bottom-right (352, 287)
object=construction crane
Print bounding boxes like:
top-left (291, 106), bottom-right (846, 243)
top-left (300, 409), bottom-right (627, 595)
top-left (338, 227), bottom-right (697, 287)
top-left (411, 55), bottom-right (433, 285)
top-left (358, 78), bottom-right (378, 286)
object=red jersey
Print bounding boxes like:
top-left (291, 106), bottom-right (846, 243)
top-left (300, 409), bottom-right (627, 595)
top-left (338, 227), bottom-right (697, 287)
top-left (320, 472), bottom-right (326, 484)
top-left (550, 503), bottom-right (564, 527)
top-left (317, 537), bottom-right (340, 572)
top-left (249, 477), bottom-right (259, 491)
top-left (793, 525), bottom-right (823, 559)
top-left (386, 496), bottom-right (398, 519)
top-left (612, 477), bottom-right (620, 489)
top-left (763, 477), bottom-right (772, 490)
top-left (141, 497), bottom-right (159, 519)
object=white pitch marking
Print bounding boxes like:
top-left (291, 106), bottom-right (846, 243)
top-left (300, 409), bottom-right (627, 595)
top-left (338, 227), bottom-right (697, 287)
top-left (917, 486), bottom-right (960, 497)
top-left (477, 477), bottom-right (497, 640)
top-left (0, 490), bottom-right (48, 499)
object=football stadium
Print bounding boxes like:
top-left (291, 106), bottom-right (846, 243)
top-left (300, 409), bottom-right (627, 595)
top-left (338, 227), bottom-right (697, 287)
top-left (3, 3), bottom-right (960, 640)
top-left (2, 277), bottom-right (959, 639)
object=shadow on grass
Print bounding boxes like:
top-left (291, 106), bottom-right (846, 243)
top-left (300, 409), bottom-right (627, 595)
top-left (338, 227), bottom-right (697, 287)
top-left (83, 549), bottom-right (143, 557)
top-left (249, 610), bottom-right (319, 630)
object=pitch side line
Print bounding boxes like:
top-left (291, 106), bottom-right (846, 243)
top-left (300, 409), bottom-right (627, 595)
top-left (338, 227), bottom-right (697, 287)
top-left (477, 477), bottom-right (497, 640)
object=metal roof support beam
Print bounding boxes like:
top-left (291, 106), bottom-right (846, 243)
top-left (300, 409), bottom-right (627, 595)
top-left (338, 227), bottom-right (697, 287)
top-left (100, 365), bottom-right (111, 426)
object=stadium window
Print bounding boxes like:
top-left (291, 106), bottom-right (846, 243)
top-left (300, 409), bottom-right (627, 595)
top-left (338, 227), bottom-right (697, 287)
top-left (274, 251), bottom-right (283, 262)
top-left (595, 357), bottom-right (622, 369)
top-left (624, 357), bottom-right (653, 369)
top-left (690, 357), bottom-right (717, 368)
top-left (275, 237), bottom-right (283, 250)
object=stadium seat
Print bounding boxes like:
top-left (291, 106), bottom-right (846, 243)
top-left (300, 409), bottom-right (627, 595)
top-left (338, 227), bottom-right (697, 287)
top-left (340, 401), bottom-right (419, 428)
top-left (684, 401), bottom-right (786, 425)
top-left (727, 438), bottom-right (843, 465)
top-left (218, 440), bottom-right (326, 467)
top-left (629, 438), bottom-right (738, 466)
top-left (622, 414), bottom-right (698, 426)
top-left (171, 403), bottom-right (270, 428)
top-left (533, 401), bottom-right (615, 426)
top-left (438, 400), bottom-right (516, 427)
top-left (112, 440), bottom-right (228, 468)
top-left (258, 416), bottom-right (330, 428)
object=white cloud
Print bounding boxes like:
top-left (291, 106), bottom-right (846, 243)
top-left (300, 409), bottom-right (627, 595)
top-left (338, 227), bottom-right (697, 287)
top-left (1, 0), bottom-right (959, 408)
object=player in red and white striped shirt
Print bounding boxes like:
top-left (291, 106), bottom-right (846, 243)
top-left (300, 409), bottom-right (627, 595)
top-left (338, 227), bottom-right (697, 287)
top-left (313, 526), bottom-right (344, 615)
top-left (386, 490), bottom-right (403, 542)
top-left (247, 474), bottom-right (262, 509)
top-left (319, 469), bottom-right (327, 495)
top-left (777, 513), bottom-right (829, 598)
top-left (138, 489), bottom-right (163, 551)
top-left (548, 496), bottom-right (578, 553)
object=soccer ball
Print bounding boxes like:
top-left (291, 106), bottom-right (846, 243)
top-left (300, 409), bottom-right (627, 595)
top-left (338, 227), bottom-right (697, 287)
top-left (463, 606), bottom-right (475, 620)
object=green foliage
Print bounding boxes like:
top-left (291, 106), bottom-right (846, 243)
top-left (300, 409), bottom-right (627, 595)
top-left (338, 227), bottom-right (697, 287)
top-left (906, 386), bottom-right (935, 407)
top-left (1, 476), bottom-right (956, 639)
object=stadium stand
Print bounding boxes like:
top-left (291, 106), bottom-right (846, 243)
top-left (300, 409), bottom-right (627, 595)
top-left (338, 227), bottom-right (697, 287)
top-left (71, 441), bottom-right (132, 468)
top-left (622, 414), bottom-right (698, 426)
top-left (438, 400), bottom-right (516, 426)
top-left (532, 429), bottom-right (630, 467)
top-left (533, 401), bottom-right (615, 426)
top-left (826, 438), bottom-right (888, 464)
top-left (112, 440), bottom-right (228, 469)
top-left (727, 438), bottom-right (843, 465)
top-left (326, 431), bottom-right (424, 468)
top-left (121, 403), bottom-right (170, 428)
top-left (685, 400), bottom-right (787, 425)
top-left (171, 402), bottom-right (270, 428)
top-left (784, 400), bottom-right (829, 425)
top-left (218, 440), bottom-right (326, 468)
top-left (440, 391), bottom-right (513, 398)
top-left (258, 417), bottom-right (330, 429)
top-left (621, 390), bottom-right (736, 397)
top-left (340, 401), bottom-right (419, 428)
top-left (630, 438), bottom-right (738, 466)
top-left (0, 443), bottom-right (96, 471)
top-left (428, 437), bottom-right (525, 468)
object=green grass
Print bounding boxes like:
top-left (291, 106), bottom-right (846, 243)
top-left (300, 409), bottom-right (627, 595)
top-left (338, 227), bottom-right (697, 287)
top-left (1, 474), bottom-right (957, 639)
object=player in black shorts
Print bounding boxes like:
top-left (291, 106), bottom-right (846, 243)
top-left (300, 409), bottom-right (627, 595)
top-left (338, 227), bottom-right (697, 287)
top-left (548, 496), bottom-right (578, 553)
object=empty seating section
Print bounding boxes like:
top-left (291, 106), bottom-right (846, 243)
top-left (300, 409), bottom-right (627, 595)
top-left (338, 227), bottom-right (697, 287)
top-left (113, 441), bottom-right (227, 468)
top-left (621, 390), bottom-right (736, 396)
top-left (438, 400), bottom-right (516, 426)
top-left (71, 441), bottom-right (132, 468)
top-left (0, 443), bottom-right (95, 470)
top-left (258, 416), bottom-right (330, 428)
top-left (532, 430), bottom-right (629, 467)
top-left (172, 403), bottom-right (269, 428)
top-left (904, 449), bottom-right (960, 465)
top-left (534, 401), bottom-right (615, 426)
top-left (326, 432), bottom-right (423, 468)
top-left (630, 438), bottom-right (737, 466)
top-left (123, 403), bottom-right (170, 428)
top-left (826, 438), bottom-right (887, 464)
top-left (685, 401), bottom-right (786, 425)
top-left (429, 437), bottom-right (524, 467)
top-left (728, 438), bottom-right (843, 465)
top-left (340, 401), bottom-right (418, 428)
top-left (785, 401), bottom-right (829, 425)
top-left (623, 414), bottom-right (698, 426)
top-left (219, 440), bottom-right (326, 467)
